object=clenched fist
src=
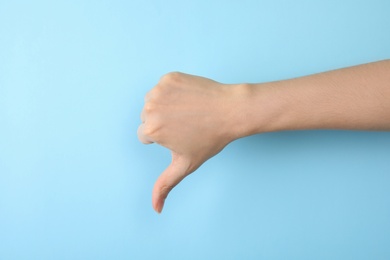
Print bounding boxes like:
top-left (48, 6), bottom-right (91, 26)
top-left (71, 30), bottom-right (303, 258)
top-left (138, 72), bottom-right (247, 213)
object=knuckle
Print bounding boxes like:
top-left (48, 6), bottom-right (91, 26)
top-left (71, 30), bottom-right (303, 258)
top-left (143, 123), bottom-right (160, 139)
top-left (146, 86), bottom-right (163, 102)
top-left (143, 103), bottom-right (155, 114)
top-left (143, 124), bottom-right (154, 136)
top-left (137, 125), bottom-right (150, 144)
top-left (144, 91), bottom-right (152, 102)
top-left (137, 125), bottom-right (143, 138)
top-left (159, 184), bottom-right (174, 198)
top-left (160, 71), bottom-right (183, 84)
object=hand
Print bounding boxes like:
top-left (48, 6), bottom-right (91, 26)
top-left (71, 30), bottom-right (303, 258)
top-left (138, 72), bottom-right (243, 213)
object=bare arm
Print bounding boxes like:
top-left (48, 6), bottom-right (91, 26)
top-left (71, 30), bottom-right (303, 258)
top-left (241, 59), bottom-right (390, 136)
top-left (138, 59), bottom-right (390, 213)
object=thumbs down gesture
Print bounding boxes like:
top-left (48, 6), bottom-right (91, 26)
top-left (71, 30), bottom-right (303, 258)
top-left (138, 72), bottom-right (246, 213)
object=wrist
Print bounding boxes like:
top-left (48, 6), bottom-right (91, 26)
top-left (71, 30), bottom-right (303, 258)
top-left (228, 81), bottom-right (290, 139)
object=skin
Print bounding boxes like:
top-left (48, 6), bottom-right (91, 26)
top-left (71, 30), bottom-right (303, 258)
top-left (138, 59), bottom-right (390, 213)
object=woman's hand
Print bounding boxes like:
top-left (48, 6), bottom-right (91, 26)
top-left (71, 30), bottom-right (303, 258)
top-left (138, 72), bottom-right (246, 213)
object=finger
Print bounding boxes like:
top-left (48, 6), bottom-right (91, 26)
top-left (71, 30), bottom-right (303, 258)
top-left (137, 124), bottom-right (154, 144)
top-left (144, 90), bottom-right (152, 102)
top-left (140, 109), bottom-right (146, 123)
top-left (152, 154), bottom-right (190, 213)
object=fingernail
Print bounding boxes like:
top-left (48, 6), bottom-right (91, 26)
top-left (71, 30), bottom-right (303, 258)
top-left (156, 199), bottom-right (165, 214)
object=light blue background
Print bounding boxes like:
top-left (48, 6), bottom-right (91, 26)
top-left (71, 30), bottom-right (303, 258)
top-left (1, 0), bottom-right (390, 259)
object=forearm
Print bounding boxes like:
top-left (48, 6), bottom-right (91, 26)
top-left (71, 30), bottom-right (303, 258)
top-left (236, 59), bottom-right (390, 137)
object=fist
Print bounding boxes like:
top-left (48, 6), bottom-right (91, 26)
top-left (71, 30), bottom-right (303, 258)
top-left (138, 72), bottom-right (242, 213)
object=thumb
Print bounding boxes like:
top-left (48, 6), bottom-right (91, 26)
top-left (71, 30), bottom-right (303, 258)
top-left (152, 153), bottom-right (190, 213)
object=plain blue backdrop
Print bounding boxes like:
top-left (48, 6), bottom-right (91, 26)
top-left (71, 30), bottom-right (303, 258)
top-left (1, 0), bottom-right (390, 259)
